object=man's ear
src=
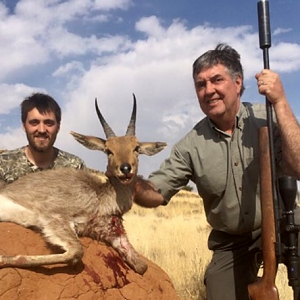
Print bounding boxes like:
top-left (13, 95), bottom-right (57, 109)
top-left (235, 75), bottom-right (243, 94)
top-left (22, 123), bottom-right (26, 132)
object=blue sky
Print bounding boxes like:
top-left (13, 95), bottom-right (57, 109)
top-left (1, 0), bottom-right (300, 177)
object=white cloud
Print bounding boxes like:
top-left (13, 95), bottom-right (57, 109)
top-left (93, 0), bottom-right (133, 11)
top-left (270, 42), bottom-right (300, 72)
top-left (14, 0), bottom-right (131, 24)
top-left (135, 16), bottom-right (166, 37)
top-left (0, 2), bottom-right (8, 17)
top-left (0, 83), bottom-right (45, 115)
top-left (0, 127), bottom-right (26, 150)
top-left (52, 61), bottom-right (85, 77)
top-left (1, 3), bottom-right (300, 176)
top-left (273, 27), bottom-right (292, 36)
top-left (0, 0), bottom-right (133, 80)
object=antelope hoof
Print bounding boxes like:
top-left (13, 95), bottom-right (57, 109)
top-left (131, 260), bottom-right (148, 275)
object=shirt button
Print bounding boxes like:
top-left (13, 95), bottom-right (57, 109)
top-left (239, 187), bottom-right (242, 191)
top-left (234, 162), bottom-right (238, 166)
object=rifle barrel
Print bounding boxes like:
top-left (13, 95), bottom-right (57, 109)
top-left (257, 0), bottom-right (282, 259)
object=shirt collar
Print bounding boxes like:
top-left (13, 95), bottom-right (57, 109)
top-left (207, 102), bottom-right (246, 135)
top-left (22, 146), bottom-right (59, 170)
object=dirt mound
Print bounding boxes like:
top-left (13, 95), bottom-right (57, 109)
top-left (0, 222), bottom-right (179, 300)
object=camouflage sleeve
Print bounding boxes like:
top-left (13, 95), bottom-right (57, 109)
top-left (0, 148), bottom-right (34, 183)
top-left (0, 149), bottom-right (8, 182)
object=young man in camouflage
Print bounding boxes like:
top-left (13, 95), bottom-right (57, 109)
top-left (0, 93), bottom-right (85, 184)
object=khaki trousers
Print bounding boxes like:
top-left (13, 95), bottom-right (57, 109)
top-left (205, 208), bottom-right (300, 300)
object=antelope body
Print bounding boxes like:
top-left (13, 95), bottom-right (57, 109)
top-left (0, 95), bottom-right (166, 275)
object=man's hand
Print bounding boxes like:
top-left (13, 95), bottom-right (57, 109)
top-left (133, 176), bottom-right (165, 208)
top-left (255, 69), bottom-right (287, 105)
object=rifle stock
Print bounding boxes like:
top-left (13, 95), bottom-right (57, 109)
top-left (248, 126), bottom-right (279, 300)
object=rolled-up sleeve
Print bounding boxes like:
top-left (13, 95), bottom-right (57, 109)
top-left (149, 143), bottom-right (192, 203)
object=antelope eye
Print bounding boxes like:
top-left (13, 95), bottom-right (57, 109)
top-left (105, 149), bottom-right (113, 156)
top-left (134, 146), bottom-right (141, 152)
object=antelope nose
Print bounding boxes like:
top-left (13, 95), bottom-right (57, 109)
top-left (120, 163), bottom-right (131, 175)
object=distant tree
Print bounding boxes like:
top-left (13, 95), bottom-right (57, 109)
top-left (182, 185), bottom-right (193, 192)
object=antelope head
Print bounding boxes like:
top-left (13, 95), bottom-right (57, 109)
top-left (70, 94), bottom-right (167, 185)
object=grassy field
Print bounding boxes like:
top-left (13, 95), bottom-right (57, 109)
top-left (124, 191), bottom-right (293, 300)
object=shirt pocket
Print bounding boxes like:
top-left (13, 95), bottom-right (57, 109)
top-left (193, 155), bottom-right (227, 200)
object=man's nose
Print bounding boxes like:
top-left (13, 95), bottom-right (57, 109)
top-left (37, 123), bottom-right (46, 132)
top-left (205, 80), bottom-right (215, 94)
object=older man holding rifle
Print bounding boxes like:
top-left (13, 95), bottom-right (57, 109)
top-left (130, 3), bottom-right (300, 300)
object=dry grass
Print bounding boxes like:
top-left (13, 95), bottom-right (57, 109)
top-left (124, 191), bottom-right (293, 300)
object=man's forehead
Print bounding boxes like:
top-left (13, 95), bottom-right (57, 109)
top-left (197, 64), bottom-right (227, 79)
top-left (26, 108), bottom-right (56, 120)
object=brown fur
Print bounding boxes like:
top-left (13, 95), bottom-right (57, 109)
top-left (0, 98), bottom-right (166, 274)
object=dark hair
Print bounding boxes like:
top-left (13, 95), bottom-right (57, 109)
top-left (192, 44), bottom-right (245, 96)
top-left (21, 93), bottom-right (61, 123)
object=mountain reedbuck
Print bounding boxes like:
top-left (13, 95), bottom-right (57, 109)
top-left (0, 95), bottom-right (166, 275)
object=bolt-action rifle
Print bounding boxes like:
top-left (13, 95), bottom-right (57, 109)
top-left (248, 1), bottom-right (300, 299)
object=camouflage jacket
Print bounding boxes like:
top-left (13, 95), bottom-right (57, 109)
top-left (0, 146), bottom-right (85, 184)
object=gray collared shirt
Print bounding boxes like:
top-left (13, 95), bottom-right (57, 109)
top-left (149, 102), bottom-right (282, 234)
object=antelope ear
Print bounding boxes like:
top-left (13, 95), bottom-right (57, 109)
top-left (138, 142), bottom-right (167, 156)
top-left (70, 131), bottom-right (106, 151)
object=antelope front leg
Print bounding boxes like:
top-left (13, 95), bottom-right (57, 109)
top-left (106, 216), bottom-right (148, 275)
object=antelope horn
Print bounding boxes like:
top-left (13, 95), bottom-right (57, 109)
top-left (95, 98), bottom-right (116, 138)
top-left (125, 94), bottom-right (137, 136)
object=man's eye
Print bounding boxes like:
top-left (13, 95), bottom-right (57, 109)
top-left (44, 121), bottom-right (55, 126)
top-left (197, 82), bottom-right (205, 89)
top-left (29, 121), bottom-right (39, 126)
top-left (214, 77), bottom-right (224, 84)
